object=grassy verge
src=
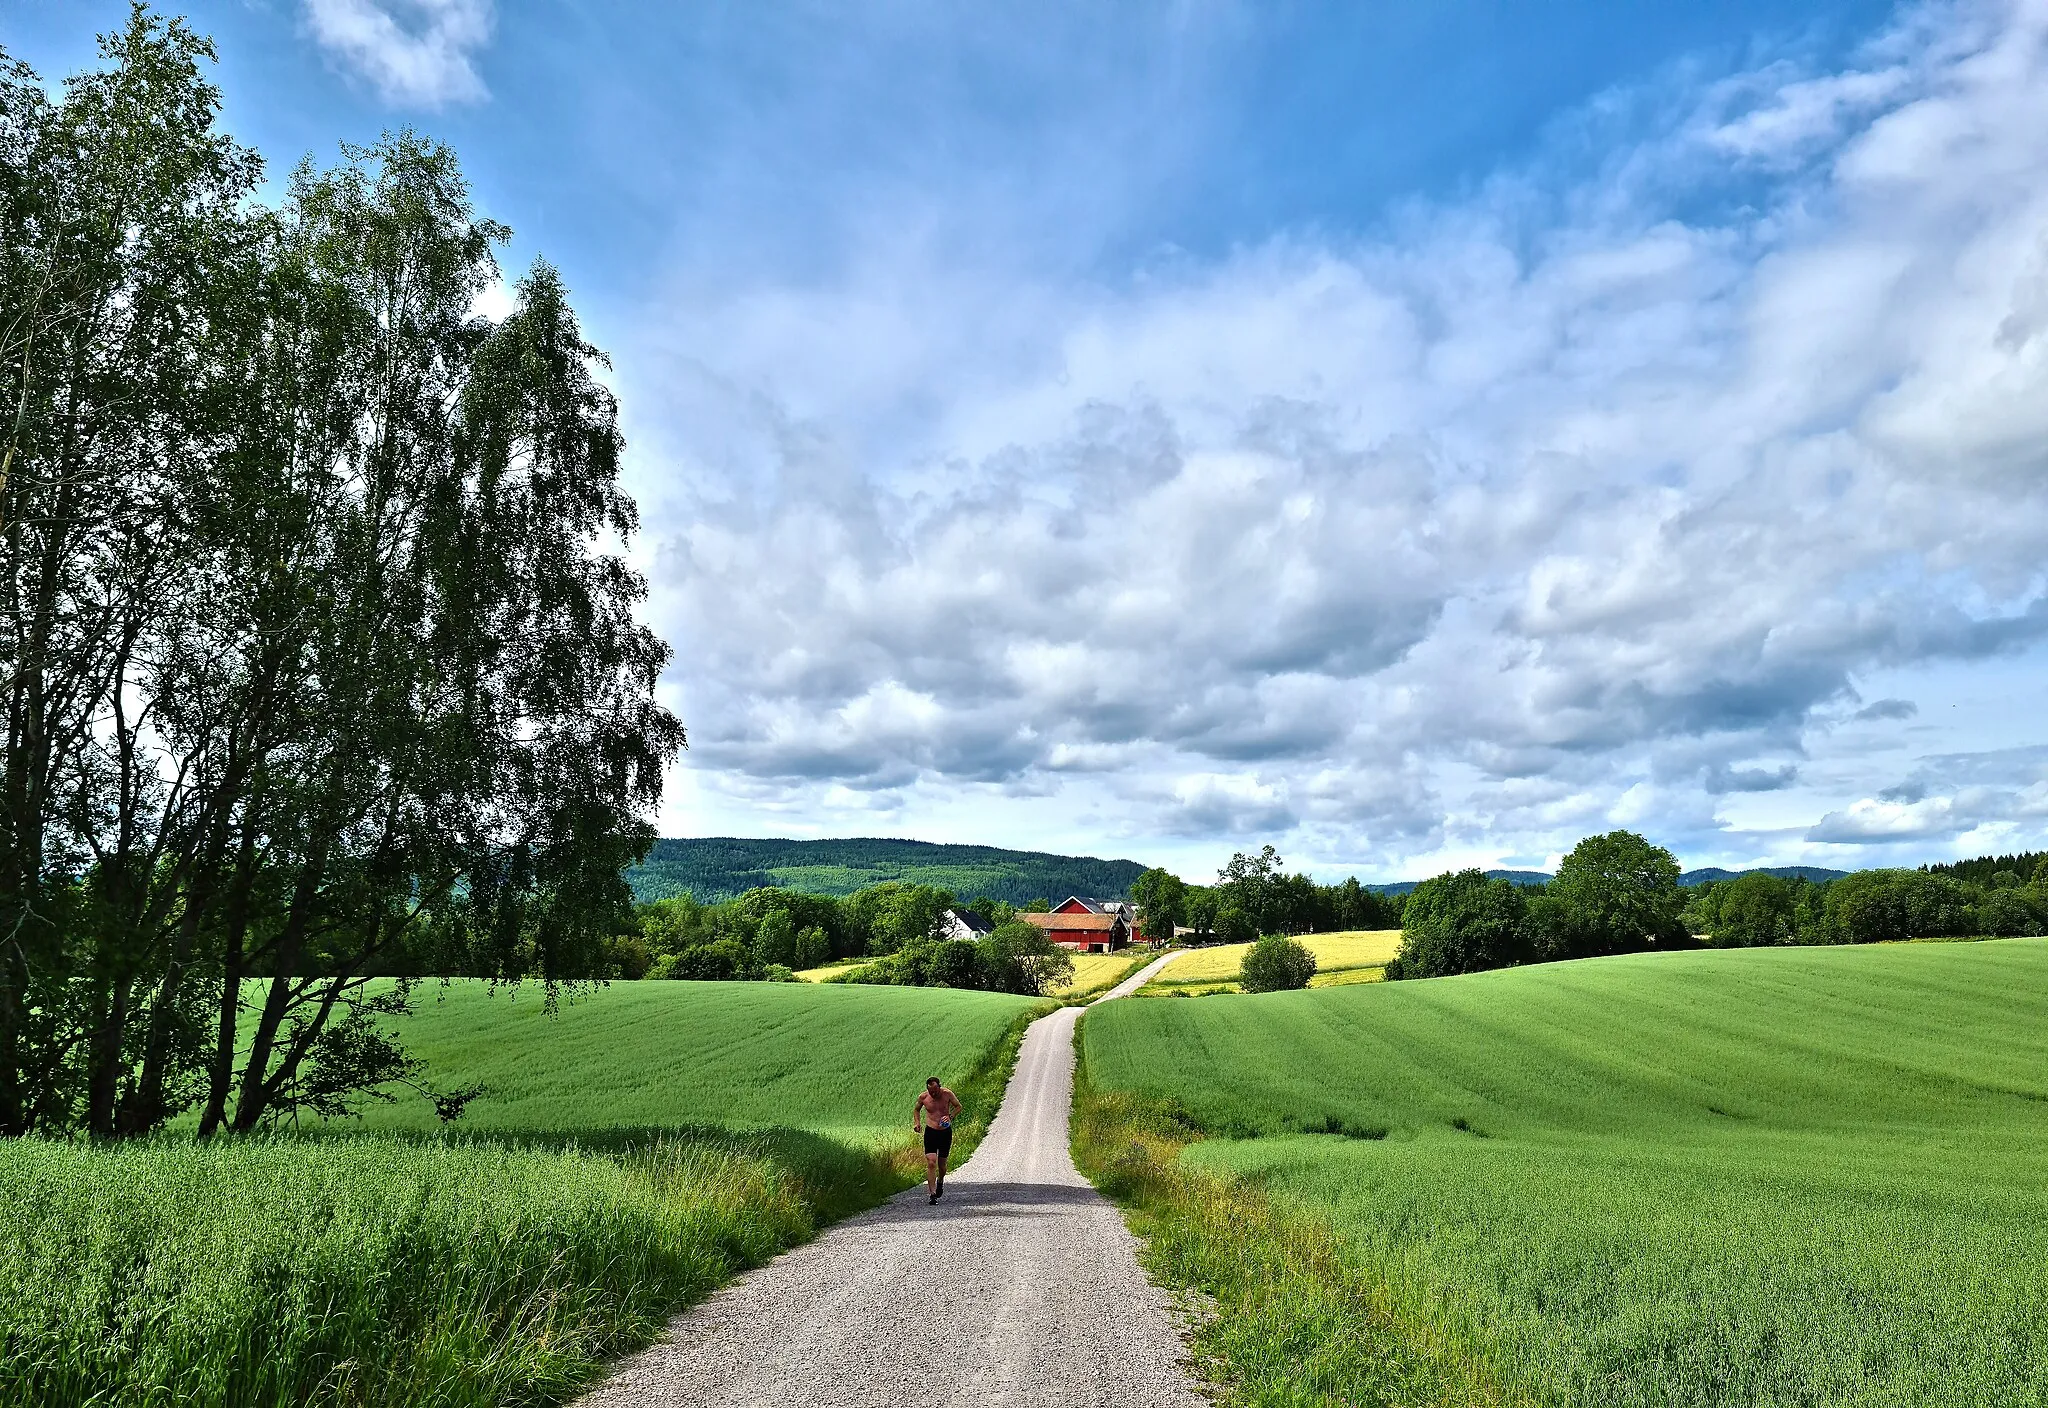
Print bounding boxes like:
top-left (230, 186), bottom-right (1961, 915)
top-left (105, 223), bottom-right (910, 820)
top-left (1071, 1052), bottom-right (1523, 1408)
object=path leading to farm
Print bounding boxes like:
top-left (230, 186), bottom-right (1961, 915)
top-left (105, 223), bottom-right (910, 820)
top-left (579, 954), bottom-right (1203, 1408)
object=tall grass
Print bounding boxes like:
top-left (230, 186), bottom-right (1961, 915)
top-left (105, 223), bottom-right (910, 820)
top-left (1072, 1063), bottom-right (1518, 1408)
top-left (0, 1132), bottom-right (835, 1407)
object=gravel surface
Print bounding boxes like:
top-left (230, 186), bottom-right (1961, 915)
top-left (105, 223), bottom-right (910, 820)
top-left (578, 973), bottom-right (1205, 1408)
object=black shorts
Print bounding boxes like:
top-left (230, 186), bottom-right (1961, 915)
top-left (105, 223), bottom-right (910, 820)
top-left (923, 1124), bottom-right (954, 1157)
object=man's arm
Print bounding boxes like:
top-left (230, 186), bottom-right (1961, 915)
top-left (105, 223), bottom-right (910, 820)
top-left (912, 1093), bottom-right (925, 1130)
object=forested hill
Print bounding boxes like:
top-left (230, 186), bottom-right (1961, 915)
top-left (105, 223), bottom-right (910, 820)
top-left (625, 837), bottom-right (1149, 905)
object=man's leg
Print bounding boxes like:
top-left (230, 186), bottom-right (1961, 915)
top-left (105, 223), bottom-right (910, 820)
top-left (936, 1149), bottom-right (948, 1196)
top-left (925, 1150), bottom-right (939, 1200)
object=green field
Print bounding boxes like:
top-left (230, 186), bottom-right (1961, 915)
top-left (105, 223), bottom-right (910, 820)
top-left (12, 982), bottom-right (1038, 1408)
top-left (1083, 939), bottom-right (2048, 1406)
top-left (339, 979), bottom-right (1038, 1142)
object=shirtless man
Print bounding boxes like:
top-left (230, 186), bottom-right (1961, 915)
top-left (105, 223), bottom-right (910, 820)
top-left (913, 1076), bottom-right (961, 1204)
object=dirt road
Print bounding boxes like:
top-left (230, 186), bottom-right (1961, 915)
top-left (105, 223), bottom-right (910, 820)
top-left (579, 955), bottom-right (1202, 1407)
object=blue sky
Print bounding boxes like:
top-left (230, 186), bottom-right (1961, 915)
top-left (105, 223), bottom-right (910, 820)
top-left (8, 0), bottom-right (2048, 882)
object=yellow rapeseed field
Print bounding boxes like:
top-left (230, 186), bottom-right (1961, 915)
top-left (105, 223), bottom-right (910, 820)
top-left (1148, 930), bottom-right (1401, 991)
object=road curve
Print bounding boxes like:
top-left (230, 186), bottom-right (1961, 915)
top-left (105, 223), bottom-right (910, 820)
top-left (1101, 948), bottom-right (1184, 1000)
top-left (577, 980), bottom-right (1205, 1408)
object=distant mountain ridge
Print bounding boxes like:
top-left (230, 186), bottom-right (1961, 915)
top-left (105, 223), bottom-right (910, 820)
top-left (1367, 869), bottom-right (1553, 897)
top-left (1678, 865), bottom-right (1849, 887)
top-left (626, 836), bottom-right (1148, 906)
top-left (1365, 864), bottom-right (1850, 897)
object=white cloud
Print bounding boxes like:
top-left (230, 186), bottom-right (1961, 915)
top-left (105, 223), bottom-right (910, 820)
top-left (622, 0), bottom-right (2048, 876)
top-left (303, 0), bottom-right (493, 108)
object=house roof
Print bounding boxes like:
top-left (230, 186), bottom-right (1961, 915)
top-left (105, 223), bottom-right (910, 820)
top-left (944, 908), bottom-right (993, 935)
top-left (1020, 911), bottom-right (1121, 932)
top-left (1054, 896), bottom-right (1130, 914)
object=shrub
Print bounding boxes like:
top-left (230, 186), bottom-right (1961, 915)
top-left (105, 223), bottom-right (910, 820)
top-left (663, 939), bottom-right (754, 981)
top-left (1241, 934), bottom-right (1317, 992)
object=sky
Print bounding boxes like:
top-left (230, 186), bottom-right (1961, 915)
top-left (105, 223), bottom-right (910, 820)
top-left (7, 0), bottom-right (2048, 883)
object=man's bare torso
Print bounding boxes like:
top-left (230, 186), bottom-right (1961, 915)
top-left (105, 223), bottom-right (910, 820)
top-left (918, 1088), bottom-right (960, 1127)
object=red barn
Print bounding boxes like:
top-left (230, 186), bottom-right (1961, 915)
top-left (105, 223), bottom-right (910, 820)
top-left (1018, 897), bottom-right (1134, 953)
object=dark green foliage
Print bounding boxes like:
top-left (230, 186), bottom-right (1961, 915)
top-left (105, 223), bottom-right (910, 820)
top-left (1387, 870), bottom-right (1532, 979)
top-left (1391, 832), bottom-right (1687, 979)
top-left (849, 920), bottom-right (1074, 996)
top-left (1239, 934), bottom-right (1317, 993)
top-left (0, 15), bottom-right (683, 1140)
top-left (1981, 887), bottom-right (2043, 937)
top-left (1824, 868), bottom-right (1977, 942)
top-left (1177, 848), bottom-right (1403, 941)
top-left (1528, 830), bottom-right (1689, 959)
top-left (1130, 866), bottom-right (1187, 941)
top-left (842, 881), bottom-right (956, 956)
top-left (1923, 850), bottom-right (2048, 888)
top-left (1691, 871), bottom-right (1800, 947)
top-left (1212, 905), bottom-right (1257, 947)
top-left (624, 836), bottom-right (1146, 905)
top-left (794, 926), bottom-right (831, 970)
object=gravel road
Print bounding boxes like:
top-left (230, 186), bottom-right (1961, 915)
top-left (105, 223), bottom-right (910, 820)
top-left (579, 954), bottom-right (1204, 1408)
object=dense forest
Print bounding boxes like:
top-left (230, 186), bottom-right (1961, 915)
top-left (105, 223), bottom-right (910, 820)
top-left (625, 837), bottom-right (1148, 906)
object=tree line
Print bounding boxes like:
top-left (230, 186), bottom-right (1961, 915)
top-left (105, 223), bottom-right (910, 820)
top-left (0, 15), bottom-right (682, 1138)
top-left (625, 882), bottom-right (1073, 995)
top-left (1389, 832), bottom-right (2048, 980)
top-left (1127, 845), bottom-right (1407, 945)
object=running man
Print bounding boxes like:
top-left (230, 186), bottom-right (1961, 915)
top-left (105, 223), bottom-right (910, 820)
top-left (913, 1076), bottom-right (961, 1204)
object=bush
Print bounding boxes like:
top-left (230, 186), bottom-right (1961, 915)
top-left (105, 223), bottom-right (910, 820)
top-left (662, 939), bottom-right (754, 981)
top-left (1240, 935), bottom-right (1317, 993)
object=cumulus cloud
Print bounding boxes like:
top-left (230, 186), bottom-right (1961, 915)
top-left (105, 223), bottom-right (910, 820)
top-left (1807, 746), bottom-right (2048, 844)
top-left (303, 0), bottom-right (492, 107)
top-left (631, 0), bottom-right (2048, 873)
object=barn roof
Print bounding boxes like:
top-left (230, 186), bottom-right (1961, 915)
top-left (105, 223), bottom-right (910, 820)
top-left (1020, 911), bottom-right (1121, 932)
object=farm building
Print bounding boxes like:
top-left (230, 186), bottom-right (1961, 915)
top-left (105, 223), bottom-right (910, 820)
top-left (1019, 896), bottom-right (1134, 953)
top-left (939, 909), bottom-right (994, 942)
